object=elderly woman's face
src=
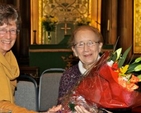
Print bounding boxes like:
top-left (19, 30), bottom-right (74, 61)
top-left (72, 29), bottom-right (103, 69)
top-left (0, 21), bottom-right (17, 55)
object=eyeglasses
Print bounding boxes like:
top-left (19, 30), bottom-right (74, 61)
top-left (74, 40), bottom-right (99, 48)
top-left (0, 29), bottom-right (18, 35)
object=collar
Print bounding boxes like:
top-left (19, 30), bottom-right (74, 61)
top-left (78, 61), bottom-right (86, 75)
top-left (78, 55), bottom-right (101, 75)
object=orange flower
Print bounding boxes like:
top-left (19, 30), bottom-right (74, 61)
top-left (118, 75), bottom-right (139, 91)
top-left (118, 76), bottom-right (127, 88)
top-left (130, 75), bottom-right (139, 83)
top-left (126, 82), bottom-right (139, 92)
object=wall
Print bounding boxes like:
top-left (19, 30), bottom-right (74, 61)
top-left (1, 0), bottom-right (136, 66)
top-left (101, 0), bottom-right (118, 45)
top-left (101, 0), bottom-right (134, 61)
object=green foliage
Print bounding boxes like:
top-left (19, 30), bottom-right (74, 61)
top-left (42, 15), bottom-right (58, 31)
top-left (69, 102), bottom-right (75, 112)
top-left (118, 46), bottom-right (131, 68)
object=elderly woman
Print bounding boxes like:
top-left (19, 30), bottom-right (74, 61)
top-left (0, 3), bottom-right (61, 113)
top-left (58, 26), bottom-right (104, 112)
top-left (58, 26), bottom-right (133, 113)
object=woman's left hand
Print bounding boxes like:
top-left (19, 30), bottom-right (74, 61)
top-left (75, 105), bottom-right (98, 113)
top-left (46, 105), bottom-right (62, 113)
top-left (75, 106), bottom-right (90, 113)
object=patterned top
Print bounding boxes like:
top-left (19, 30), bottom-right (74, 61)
top-left (58, 64), bottom-right (81, 104)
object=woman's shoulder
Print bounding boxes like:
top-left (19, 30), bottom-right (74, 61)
top-left (64, 64), bottom-right (80, 74)
top-left (62, 64), bottom-right (81, 79)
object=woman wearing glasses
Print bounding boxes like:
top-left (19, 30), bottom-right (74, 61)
top-left (58, 25), bottom-right (133, 113)
top-left (0, 3), bottom-right (61, 113)
top-left (58, 25), bottom-right (105, 112)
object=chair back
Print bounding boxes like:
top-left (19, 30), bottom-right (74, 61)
top-left (15, 74), bottom-right (38, 111)
top-left (38, 68), bottom-right (65, 112)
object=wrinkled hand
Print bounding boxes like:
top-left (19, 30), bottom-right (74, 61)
top-left (75, 106), bottom-right (90, 113)
top-left (44, 105), bottom-right (62, 113)
top-left (75, 105), bottom-right (98, 113)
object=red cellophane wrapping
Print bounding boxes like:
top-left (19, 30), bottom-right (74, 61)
top-left (75, 52), bottom-right (141, 109)
top-left (60, 52), bottom-right (141, 112)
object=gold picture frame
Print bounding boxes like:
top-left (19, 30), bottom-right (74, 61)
top-left (133, 0), bottom-right (141, 54)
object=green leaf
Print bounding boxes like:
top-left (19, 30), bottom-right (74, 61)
top-left (115, 48), bottom-right (122, 61)
top-left (134, 64), bottom-right (141, 72)
top-left (109, 48), bottom-right (122, 62)
top-left (118, 46), bottom-right (131, 68)
top-left (137, 74), bottom-right (141, 81)
top-left (69, 102), bottom-right (75, 112)
top-left (109, 52), bottom-right (117, 62)
top-left (133, 57), bottom-right (141, 64)
top-left (126, 63), bottom-right (140, 73)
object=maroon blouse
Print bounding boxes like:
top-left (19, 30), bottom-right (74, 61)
top-left (58, 64), bottom-right (81, 104)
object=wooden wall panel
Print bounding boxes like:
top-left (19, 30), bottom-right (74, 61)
top-left (101, 0), bottom-right (118, 45)
top-left (117, 0), bottom-right (133, 59)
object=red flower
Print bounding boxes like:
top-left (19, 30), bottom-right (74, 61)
top-left (112, 62), bottom-right (118, 70)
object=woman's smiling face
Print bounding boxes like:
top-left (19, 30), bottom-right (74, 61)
top-left (0, 21), bottom-right (17, 56)
top-left (72, 29), bottom-right (103, 69)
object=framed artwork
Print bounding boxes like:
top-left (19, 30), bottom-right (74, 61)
top-left (133, 0), bottom-right (141, 54)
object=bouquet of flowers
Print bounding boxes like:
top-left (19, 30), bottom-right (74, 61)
top-left (74, 16), bottom-right (91, 26)
top-left (41, 14), bottom-right (58, 31)
top-left (60, 46), bottom-right (141, 112)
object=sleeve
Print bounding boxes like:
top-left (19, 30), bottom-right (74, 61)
top-left (0, 101), bottom-right (38, 113)
top-left (58, 71), bottom-right (72, 101)
top-left (58, 65), bottom-right (81, 104)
